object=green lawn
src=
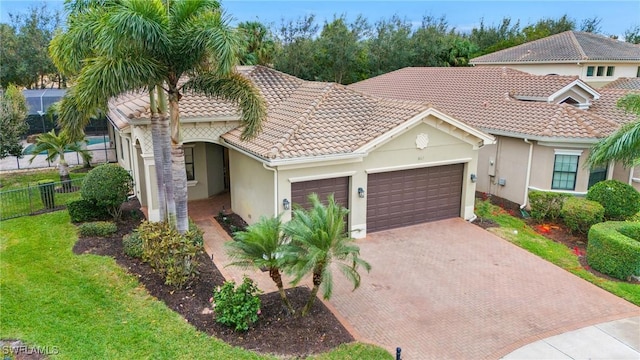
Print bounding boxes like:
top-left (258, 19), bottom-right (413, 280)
top-left (480, 202), bottom-right (640, 306)
top-left (0, 168), bottom-right (86, 189)
top-left (0, 212), bottom-right (391, 359)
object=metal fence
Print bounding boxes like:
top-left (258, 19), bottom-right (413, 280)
top-left (0, 178), bottom-right (84, 221)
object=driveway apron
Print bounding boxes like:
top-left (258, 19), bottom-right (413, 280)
top-left (327, 218), bottom-right (640, 359)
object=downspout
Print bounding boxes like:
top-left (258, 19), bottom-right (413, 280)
top-left (521, 138), bottom-right (533, 209)
top-left (263, 163), bottom-right (278, 216)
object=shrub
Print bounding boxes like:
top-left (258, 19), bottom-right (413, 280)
top-left (81, 164), bottom-right (133, 220)
top-left (560, 197), bottom-right (604, 234)
top-left (475, 199), bottom-right (492, 220)
top-left (587, 221), bottom-right (640, 281)
top-left (528, 190), bottom-right (569, 221)
top-left (212, 277), bottom-right (261, 331)
top-left (586, 180), bottom-right (640, 220)
top-left (78, 221), bottom-right (118, 237)
top-left (137, 221), bottom-right (202, 288)
top-left (187, 218), bottom-right (204, 247)
top-left (123, 231), bottom-right (143, 258)
top-left (67, 199), bottom-right (110, 223)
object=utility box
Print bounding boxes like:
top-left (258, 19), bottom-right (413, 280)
top-left (498, 178), bottom-right (506, 186)
top-left (488, 156), bottom-right (496, 176)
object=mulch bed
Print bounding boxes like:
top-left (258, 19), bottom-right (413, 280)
top-left (71, 199), bottom-right (353, 358)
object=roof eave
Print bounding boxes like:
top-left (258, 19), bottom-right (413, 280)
top-left (484, 128), bottom-right (600, 144)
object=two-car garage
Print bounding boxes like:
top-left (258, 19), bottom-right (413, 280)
top-left (290, 164), bottom-right (464, 234)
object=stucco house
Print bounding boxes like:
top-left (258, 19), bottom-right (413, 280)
top-left (348, 67), bottom-right (640, 209)
top-left (107, 66), bottom-right (494, 237)
top-left (470, 31), bottom-right (640, 88)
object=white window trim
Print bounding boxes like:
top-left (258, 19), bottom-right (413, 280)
top-left (554, 149), bottom-right (583, 156)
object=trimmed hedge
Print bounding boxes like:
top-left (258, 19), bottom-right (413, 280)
top-left (78, 221), bottom-right (118, 237)
top-left (528, 190), bottom-right (569, 221)
top-left (586, 180), bottom-right (640, 220)
top-left (123, 231), bottom-right (143, 258)
top-left (67, 199), bottom-right (110, 223)
top-left (587, 221), bottom-right (640, 281)
top-left (560, 197), bottom-right (604, 234)
top-left (82, 164), bottom-right (133, 220)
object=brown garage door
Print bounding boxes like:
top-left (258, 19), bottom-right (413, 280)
top-left (367, 164), bottom-right (463, 232)
top-left (291, 177), bottom-right (350, 210)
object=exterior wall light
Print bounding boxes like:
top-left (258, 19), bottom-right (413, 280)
top-left (470, 174), bottom-right (477, 183)
top-left (283, 198), bottom-right (290, 210)
top-left (358, 187), bottom-right (365, 198)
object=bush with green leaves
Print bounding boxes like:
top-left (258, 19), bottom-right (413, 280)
top-left (81, 164), bottom-right (133, 220)
top-left (586, 180), bottom-right (640, 220)
top-left (560, 196), bottom-right (604, 234)
top-left (212, 277), bottom-right (262, 332)
top-left (77, 221), bottom-right (117, 237)
top-left (67, 199), bottom-right (110, 223)
top-left (587, 221), bottom-right (640, 281)
top-left (187, 218), bottom-right (204, 247)
top-left (528, 190), bottom-right (569, 222)
top-left (122, 231), bottom-right (143, 258)
top-left (137, 221), bottom-right (202, 288)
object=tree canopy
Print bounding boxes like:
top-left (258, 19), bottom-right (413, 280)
top-left (0, 84), bottom-right (28, 158)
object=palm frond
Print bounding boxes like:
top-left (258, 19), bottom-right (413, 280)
top-left (176, 9), bottom-right (238, 76)
top-left (183, 72), bottom-right (266, 140)
top-left (49, 8), bottom-right (103, 76)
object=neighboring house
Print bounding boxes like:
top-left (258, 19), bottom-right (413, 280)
top-left (348, 67), bottom-right (640, 208)
top-left (470, 31), bottom-right (640, 88)
top-left (107, 66), bottom-right (494, 238)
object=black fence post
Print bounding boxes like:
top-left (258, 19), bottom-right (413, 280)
top-left (38, 180), bottom-right (56, 210)
top-left (396, 347), bottom-right (402, 360)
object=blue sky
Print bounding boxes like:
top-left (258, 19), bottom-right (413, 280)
top-left (1, 0), bottom-right (639, 38)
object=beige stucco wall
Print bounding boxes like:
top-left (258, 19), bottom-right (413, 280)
top-left (229, 149), bottom-right (275, 224)
top-left (476, 136), bottom-right (530, 206)
top-left (477, 137), bottom-right (607, 206)
top-left (485, 63), bottom-right (639, 86)
top-left (612, 163), bottom-right (640, 192)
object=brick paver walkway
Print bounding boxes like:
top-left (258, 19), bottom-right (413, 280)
top-left (189, 197), bottom-right (639, 359)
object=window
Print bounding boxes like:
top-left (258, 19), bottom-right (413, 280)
top-left (184, 147), bottom-right (195, 181)
top-left (588, 165), bottom-right (607, 188)
top-left (552, 154), bottom-right (579, 190)
top-left (596, 66), bottom-right (605, 76)
top-left (606, 66), bottom-right (615, 77)
top-left (586, 66), bottom-right (594, 76)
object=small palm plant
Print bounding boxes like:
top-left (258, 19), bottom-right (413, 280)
top-left (225, 215), bottom-right (295, 314)
top-left (284, 193), bottom-right (371, 316)
top-left (29, 130), bottom-right (92, 190)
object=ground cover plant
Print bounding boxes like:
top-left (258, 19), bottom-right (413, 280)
top-left (475, 200), bottom-right (640, 306)
top-left (1, 204), bottom-right (390, 359)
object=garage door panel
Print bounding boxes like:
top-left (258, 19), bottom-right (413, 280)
top-left (367, 164), bottom-right (463, 232)
top-left (291, 177), bottom-right (349, 210)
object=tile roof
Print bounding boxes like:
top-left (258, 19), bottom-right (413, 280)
top-left (109, 66), bottom-right (434, 160)
top-left (349, 67), bottom-right (620, 140)
top-left (589, 88), bottom-right (640, 125)
top-left (602, 77), bottom-right (640, 90)
top-left (471, 31), bottom-right (640, 64)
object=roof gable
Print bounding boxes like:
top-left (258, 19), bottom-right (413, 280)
top-left (471, 31), bottom-right (640, 64)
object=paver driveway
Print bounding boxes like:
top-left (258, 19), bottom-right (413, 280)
top-left (327, 218), bottom-right (640, 359)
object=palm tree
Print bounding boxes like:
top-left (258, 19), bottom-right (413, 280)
top-left (587, 94), bottom-right (640, 168)
top-left (49, 0), bottom-right (267, 233)
top-left (238, 21), bottom-right (275, 66)
top-left (284, 193), bottom-right (371, 316)
top-left (225, 215), bottom-right (295, 314)
top-left (28, 129), bottom-right (92, 190)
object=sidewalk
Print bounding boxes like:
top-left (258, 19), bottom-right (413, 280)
top-left (502, 316), bottom-right (640, 359)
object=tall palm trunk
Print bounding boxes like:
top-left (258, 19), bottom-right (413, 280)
top-left (149, 87), bottom-right (166, 221)
top-left (269, 268), bottom-right (295, 314)
top-left (168, 88), bottom-right (189, 233)
top-left (158, 87), bottom-right (177, 227)
top-left (58, 154), bottom-right (72, 192)
top-left (301, 266), bottom-right (324, 316)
